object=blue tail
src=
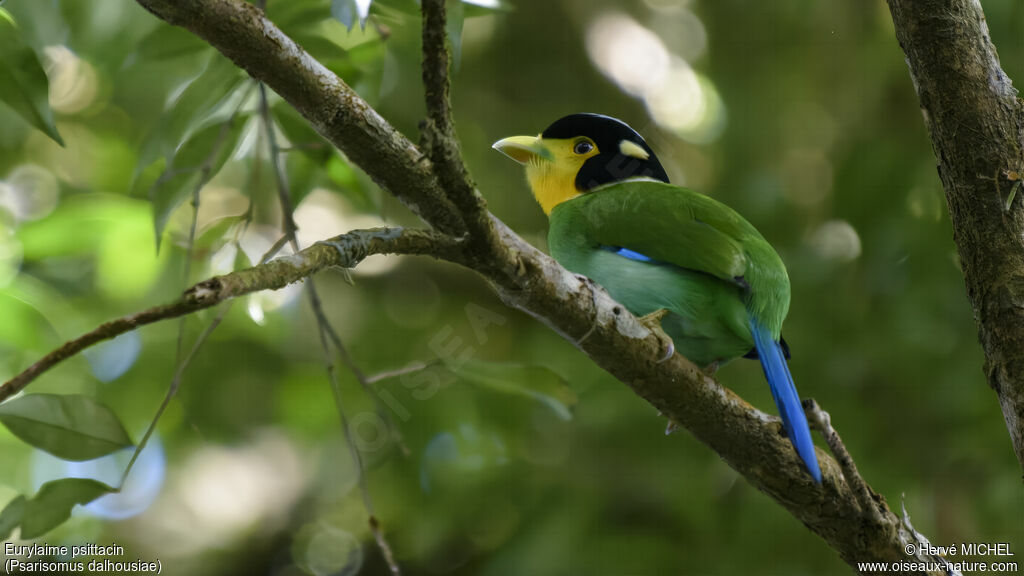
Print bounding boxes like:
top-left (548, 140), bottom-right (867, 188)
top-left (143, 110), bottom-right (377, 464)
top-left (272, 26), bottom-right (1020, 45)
top-left (750, 319), bottom-right (822, 483)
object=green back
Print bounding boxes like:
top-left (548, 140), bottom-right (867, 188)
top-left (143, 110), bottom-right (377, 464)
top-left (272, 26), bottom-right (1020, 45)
top-left (549, 180), bottom-right (791, 337)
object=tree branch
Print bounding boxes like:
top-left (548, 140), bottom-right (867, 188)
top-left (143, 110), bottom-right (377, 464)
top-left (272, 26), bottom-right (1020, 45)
top-left (5, 0), bottom-right (959, 571)
top-left (420, 0), bottom-right (508, 268)
top-left (0, 227), bottom-right (460, 403)
top-left (886, 0), bottom-right (1024, 474)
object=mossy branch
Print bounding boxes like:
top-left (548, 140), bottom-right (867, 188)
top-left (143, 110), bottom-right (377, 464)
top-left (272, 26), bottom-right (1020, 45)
top-left (887, 0), bottom-right (1024, 475)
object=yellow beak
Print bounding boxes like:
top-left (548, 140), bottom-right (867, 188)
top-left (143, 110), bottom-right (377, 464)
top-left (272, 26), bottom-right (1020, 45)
top-left (491, 135), bottom-right (553, 164)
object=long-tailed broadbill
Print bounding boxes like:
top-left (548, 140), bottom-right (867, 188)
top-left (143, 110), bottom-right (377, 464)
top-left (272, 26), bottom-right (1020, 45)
top-left (493, 113), bottom-right (822, 482)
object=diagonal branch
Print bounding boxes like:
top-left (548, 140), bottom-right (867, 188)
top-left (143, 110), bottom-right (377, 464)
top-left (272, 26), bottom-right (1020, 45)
top-left (0, 227), bottom-right (462, 403)
top-left (886, 0), bottom-right (1024, 474)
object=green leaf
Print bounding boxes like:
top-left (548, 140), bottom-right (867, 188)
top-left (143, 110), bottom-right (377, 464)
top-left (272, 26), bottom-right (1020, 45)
top-left (270, 0), bottom-right (333, 35)
top-left (0, 394), bottom-right (133, 461)
top-left (194, 215), bottom-right (240, 257)
top-left (0, 495), bottom-right (26, 541)
top-left (20, 479), bottom-right (114, 539)
top-left (0, 13), bottom-right (63, 145)
top-left (272, 101), bottom-right (332, 162)
top-left (136, 24), bottom-right (209, 61)
top-left (326, 155), bottom-right (377, 211)
top-left (448, 360), bottom-right (577, 421)
top-left (151, 112), bottom-right (250, 248)
top-left (370, 0), bottom-right (420, 17)
top-left (233, 240), bottom-right (253, 271)
top-left (136, 54), bottom-right (246, 179)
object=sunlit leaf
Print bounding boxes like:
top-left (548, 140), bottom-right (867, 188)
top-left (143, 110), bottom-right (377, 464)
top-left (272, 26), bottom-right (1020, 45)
top-left (0, 12), bottom-right (63, 145)
top-left (151, 112), bottom-right (250, 248)
top-left (0, 495), bottom-right (25, 541)
top-left (356, 0), bottom-right (373, 28)
top-left (331, 0), bottom-right (359, 30)
top-left (0, 394), bottom-right (133, 461)
top-left (20, 478), bottom-right (115, 539)
top-left (447, 360), bottom-right (577, 420)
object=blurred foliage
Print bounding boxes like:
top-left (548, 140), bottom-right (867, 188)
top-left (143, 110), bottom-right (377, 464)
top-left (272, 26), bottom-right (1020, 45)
top-left (0, 0), bottom-right (1022, 574)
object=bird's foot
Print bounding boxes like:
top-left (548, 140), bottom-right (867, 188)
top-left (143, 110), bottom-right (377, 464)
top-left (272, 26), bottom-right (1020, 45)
top-left (665, 420), bottom-right (681, 435)
top-left (639, 308), bottom-right (675, 363)
top-left (701, 361), bottom-right (721, 377)
top-left (572, 275), bottom-right (599, 346)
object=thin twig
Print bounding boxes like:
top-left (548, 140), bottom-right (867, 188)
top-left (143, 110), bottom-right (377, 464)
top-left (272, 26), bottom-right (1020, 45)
top-left (120, 303), bottom-right (231, 487)
top-left (420, 0), bottom-right (502, 265)
top-left (122, 86), bottom-right (254, 486)
top-left (316, 318), bottom-right (410, 457)
top-left (260, 233), bottom-right (290, 264)
top-left (315, 303), bottom-right (401, 573)
top-left (259, 82), bottom-right (403, 574)
top-left (257, 83), bottom-right (299, 241)
top-left (804, 399), bottom-right (883, 525)
top-left (0, 227), bottom-right (461, 403)
top-left (258, 82), bottom-right (406, 449)
top-left (365, 361), bottom-right (439, 385)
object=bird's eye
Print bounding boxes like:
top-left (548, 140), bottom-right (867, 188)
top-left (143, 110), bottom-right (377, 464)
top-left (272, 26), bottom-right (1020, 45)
top-left (573, 141), bottom-right (594, 155)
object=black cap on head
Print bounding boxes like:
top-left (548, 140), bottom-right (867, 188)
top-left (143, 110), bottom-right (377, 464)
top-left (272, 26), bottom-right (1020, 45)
top-left (542, 113), bottom-right (669, 191)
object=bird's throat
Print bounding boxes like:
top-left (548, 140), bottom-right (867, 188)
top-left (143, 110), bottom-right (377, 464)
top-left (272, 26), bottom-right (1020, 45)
top-left (526, 160), bottom-right (581, 215)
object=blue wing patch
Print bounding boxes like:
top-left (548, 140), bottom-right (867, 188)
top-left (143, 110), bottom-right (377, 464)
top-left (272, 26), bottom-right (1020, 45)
top-left (605, 246), bottom-right (655, 263)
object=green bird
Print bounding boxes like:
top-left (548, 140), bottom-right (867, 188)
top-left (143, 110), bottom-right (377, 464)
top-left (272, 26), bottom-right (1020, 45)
top-left (493, 113), bottom-right (821, 482)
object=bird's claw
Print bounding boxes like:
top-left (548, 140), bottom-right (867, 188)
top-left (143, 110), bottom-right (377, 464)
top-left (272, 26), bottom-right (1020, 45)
top-left (665, 420), bottom-right (681, 435)
top-left (573, 275), bottom-right (599, 346)
top-left (639, 308), bottom-right (675, 363)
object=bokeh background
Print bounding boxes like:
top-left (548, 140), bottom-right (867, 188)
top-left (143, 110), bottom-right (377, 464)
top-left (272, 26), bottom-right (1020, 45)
top-left (1, 0), bottom-right (1023, 574)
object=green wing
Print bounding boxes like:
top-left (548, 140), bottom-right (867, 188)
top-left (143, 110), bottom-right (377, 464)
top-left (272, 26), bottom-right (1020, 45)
top-left (559, 180), bottom-right (759, 284)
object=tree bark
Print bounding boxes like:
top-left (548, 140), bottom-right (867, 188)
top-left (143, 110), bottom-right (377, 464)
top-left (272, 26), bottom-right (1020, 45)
top-left (887, 0), bottom-right (1024, 475)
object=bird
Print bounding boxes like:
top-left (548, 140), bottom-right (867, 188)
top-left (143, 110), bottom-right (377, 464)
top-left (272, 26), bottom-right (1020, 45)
top-left (492, 113), bottom-right (822, 482)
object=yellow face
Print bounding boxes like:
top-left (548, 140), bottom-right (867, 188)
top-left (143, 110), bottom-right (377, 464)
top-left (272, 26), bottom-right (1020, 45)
top-left (492, 135), bottom-right (600, 215)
